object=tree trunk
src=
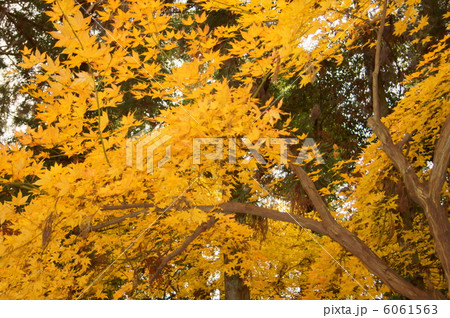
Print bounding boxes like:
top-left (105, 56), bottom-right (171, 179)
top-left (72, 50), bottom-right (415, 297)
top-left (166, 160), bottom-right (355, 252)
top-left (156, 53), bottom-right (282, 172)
top-left (224, 253), bottom-right (250, 300)
top-left (423, 202), bottom-right (450, 296)
top-left (225, 273), bottom-right (250, 300)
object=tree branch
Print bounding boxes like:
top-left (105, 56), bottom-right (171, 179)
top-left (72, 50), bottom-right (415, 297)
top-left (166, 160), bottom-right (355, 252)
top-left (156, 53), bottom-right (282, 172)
top-left (287, 150), bottom-right (335, 224)
top-left (0, 5), bottom-right (39, 48)
top-left (429, 114), bottom-right (450, 200)
top-left (286, 151), bottom-right (433, 299)
top-left (91, 209), bottom-right (150, 232)
top-left (367, 117), bottom-right (425, 205)
top-left (200, 202), bottom-right (327, 234)
top-left (97, 202), bottom-right (326, 235)
top-left (101, 203), bottom-right (153, 211)
top-left (98, 198), bottom-right (433, 298)
top-left (367, 0), bottom-right (426, 206)
top-left (396, 130), bottom-right (415, 149)
top-left (372, 0), bottom-right (388, 120)
top-left (149, 216), bottom-right (218, 283)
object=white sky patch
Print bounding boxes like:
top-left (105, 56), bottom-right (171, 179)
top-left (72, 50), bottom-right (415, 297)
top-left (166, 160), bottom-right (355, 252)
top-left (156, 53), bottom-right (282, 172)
top-left (0, 61), bottom-right (27, 143)
top-left (300, 31), bottom-right (320, 52)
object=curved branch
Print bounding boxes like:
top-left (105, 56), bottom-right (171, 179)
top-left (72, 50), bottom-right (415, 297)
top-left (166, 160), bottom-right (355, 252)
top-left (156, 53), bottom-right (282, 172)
top-left (366, 0), bottom-right (427, 207)
top-left (96, 202), bottom-right (326, 235)
top-left (197, 202), bottom-right (327, 235)
top-left (366, 0), bottom-right (425, 206)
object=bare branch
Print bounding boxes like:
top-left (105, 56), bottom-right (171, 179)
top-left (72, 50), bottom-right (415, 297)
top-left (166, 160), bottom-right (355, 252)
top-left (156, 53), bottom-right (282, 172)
top-left (284, 150), bottom-right (433, 299)
top-left (287, 150), bottom-right (335, 224)
top-left (367, 0), bottom-right (426, 206)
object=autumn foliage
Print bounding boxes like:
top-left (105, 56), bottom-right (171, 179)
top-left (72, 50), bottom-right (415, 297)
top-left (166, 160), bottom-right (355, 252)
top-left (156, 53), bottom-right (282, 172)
top-left (0, 0), bottom-right (449, 299)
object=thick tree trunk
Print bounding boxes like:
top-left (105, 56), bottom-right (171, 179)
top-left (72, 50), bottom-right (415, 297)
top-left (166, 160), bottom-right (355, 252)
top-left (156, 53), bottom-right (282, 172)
top-left (224, 253), bottom-right (250, 300)
top-left (423, 203), bottom-right (450, 295)
top-left (224, 274), bottom-right (250, 300)
top-left (368, 117), bottom-right (450, 296)
top-left (367, 0), bottom-right (450, 297)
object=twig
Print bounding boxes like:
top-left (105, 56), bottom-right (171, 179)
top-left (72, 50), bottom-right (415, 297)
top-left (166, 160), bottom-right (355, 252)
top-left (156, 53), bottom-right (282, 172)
top-left (372, 0), bottom-right (388, 120)
top-left (91, 209), bottom-right (149, 231)
top-left (149, 216), bottom-right (217, 283)
top-left (101, 203), bottom-right (153, 210)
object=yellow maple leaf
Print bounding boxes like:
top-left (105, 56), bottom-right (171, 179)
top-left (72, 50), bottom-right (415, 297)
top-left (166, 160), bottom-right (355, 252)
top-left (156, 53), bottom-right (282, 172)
top-left (10, 191), bottom-right (29, 207)
top-left (182, 16), bottom-right (194, 26)
top-left (393, 19), bottom-right (408, 36)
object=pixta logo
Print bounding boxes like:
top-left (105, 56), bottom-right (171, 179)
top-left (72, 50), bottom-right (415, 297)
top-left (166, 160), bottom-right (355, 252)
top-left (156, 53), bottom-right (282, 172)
top-left (126, 131), bottom-right (172, 174)
top-left (126, 134), bottom-right (324, 174)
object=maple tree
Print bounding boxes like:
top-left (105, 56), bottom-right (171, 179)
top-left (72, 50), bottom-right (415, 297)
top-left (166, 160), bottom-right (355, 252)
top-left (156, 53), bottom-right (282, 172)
top-left (0, 0), bottom-right (449, 299)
